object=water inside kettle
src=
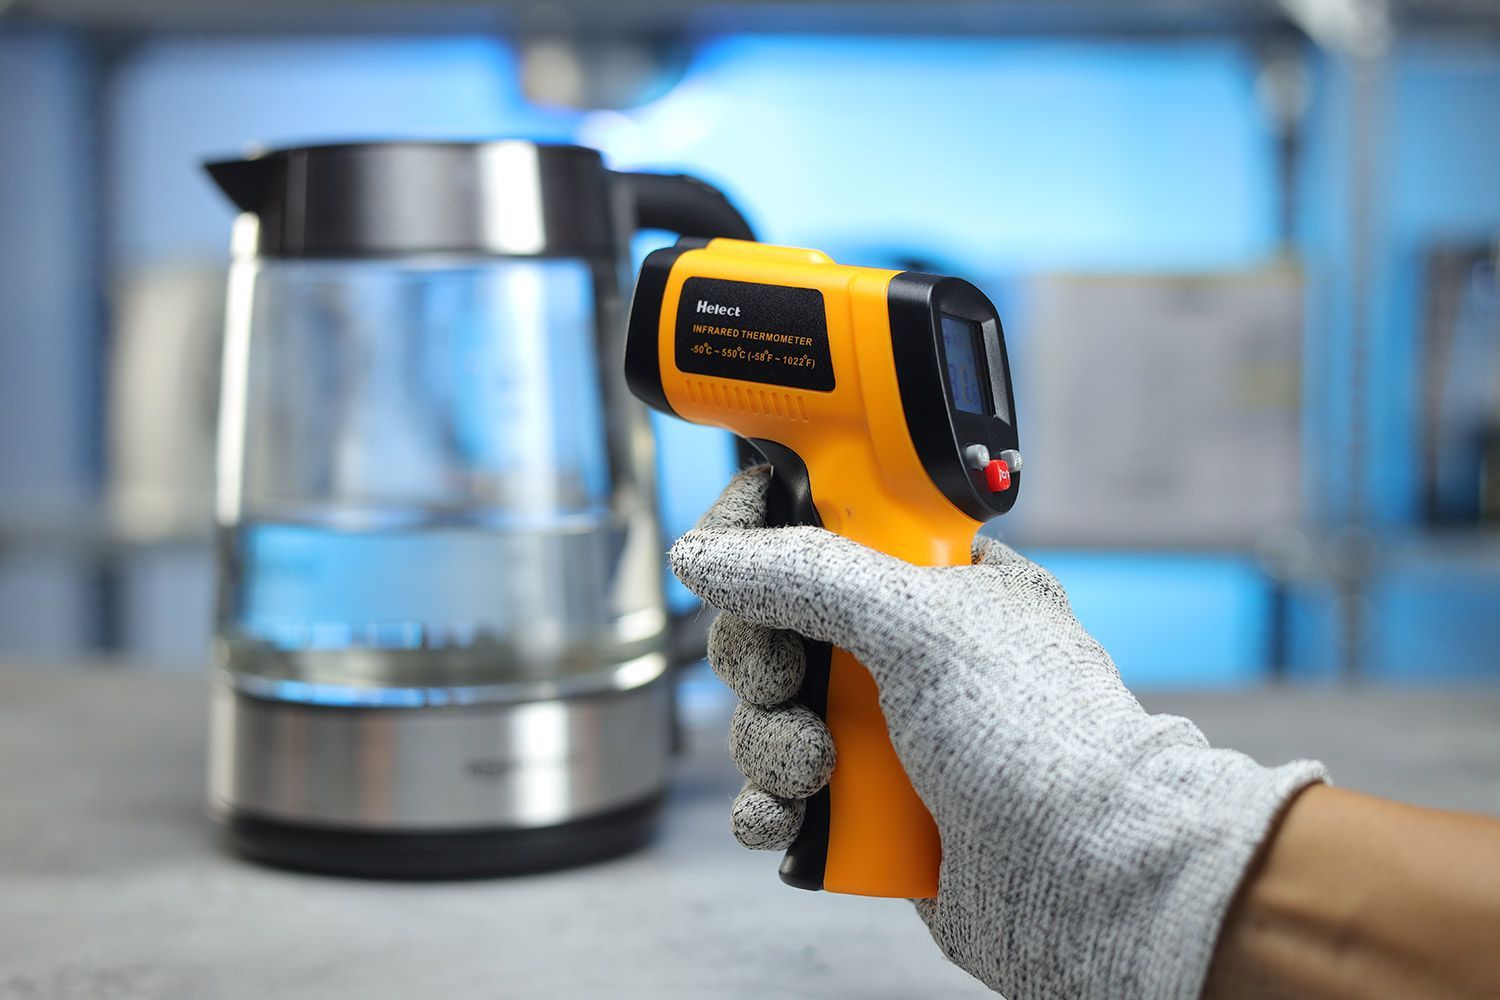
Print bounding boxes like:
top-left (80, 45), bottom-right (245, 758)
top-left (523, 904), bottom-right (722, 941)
top-left (214, 257), bottom-right (667, 699)
top-left (218, 507), bottom-right (663, 695)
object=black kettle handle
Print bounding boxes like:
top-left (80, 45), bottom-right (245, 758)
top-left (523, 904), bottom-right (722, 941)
top-left (619, 171), bottom-right (756, 243)
top-left (617, 170), bottom-right (758, 671)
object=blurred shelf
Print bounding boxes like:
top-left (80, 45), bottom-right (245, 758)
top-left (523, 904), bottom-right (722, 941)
top-left (0, 0), bottom-right (1394, 38)
top-left (10, 0), bottom-right (1500, 38)
top-left (0, 512), bottom-right (209, 558)
top-left (1383, 530), bottom-right (1500, 568)
top-left (1004, 538), bottom-right (1265, 555)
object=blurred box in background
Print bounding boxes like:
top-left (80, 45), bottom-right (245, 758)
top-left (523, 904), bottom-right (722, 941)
top-left (109, 262), bottom-right (223, 543)
top-left (1014, 267), bottom-right (1302, 548)
top-left (1421, 244), bottom-right (1500, 527)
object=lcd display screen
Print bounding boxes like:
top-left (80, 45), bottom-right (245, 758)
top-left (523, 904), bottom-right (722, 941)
top-left (941, 315), bottom-right (990, 414)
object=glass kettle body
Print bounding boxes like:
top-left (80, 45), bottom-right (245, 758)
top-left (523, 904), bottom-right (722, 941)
top-left (205, 141), bottom-right (752, 876)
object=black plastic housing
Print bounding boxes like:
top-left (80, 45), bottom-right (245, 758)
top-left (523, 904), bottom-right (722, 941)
top-left (888, 272), bottom-right (1021, 520)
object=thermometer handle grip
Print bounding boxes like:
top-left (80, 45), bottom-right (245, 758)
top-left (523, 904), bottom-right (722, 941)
top-left (753, 441), bottom-right (942, 899)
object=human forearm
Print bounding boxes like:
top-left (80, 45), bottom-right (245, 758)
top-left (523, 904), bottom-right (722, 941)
top-left (1205, 784), bottom-right (1500, 999)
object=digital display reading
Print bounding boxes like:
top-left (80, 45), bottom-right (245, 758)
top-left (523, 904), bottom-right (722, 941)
top-left (941, 315), bottom-right (990, 415)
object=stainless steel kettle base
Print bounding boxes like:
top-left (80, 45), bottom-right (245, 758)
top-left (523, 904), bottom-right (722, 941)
top-left (209, 666), bottom-right (675, 878)
top-left (217, 796), bottom-right (663, 879)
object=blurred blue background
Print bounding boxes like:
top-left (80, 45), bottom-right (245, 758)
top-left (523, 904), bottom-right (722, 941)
top-left (3, 1), bottom-right (1499, 688)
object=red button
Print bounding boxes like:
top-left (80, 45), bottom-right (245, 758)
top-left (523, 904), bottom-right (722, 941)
top-left (984, 459), bottom-right (1011, 493)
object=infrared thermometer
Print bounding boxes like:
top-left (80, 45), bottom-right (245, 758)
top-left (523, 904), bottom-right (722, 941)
top-left (625, 238), bottom-right (1021, 899)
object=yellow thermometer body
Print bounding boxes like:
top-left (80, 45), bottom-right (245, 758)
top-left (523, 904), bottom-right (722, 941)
top-left (626, 238), bottom-right (1021, 898)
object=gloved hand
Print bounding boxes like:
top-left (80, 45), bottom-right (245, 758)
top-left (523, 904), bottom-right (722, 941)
top-left (670, 467), bottom-right (1327, 1000)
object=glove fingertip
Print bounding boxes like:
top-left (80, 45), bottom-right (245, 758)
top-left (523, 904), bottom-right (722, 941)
top-left (707, 613), bottom-right (806, 707)
top-left (731, 783), bottom-right (804, 851)
top-left (730, 702), bottom-right (835, 800)
top-left (671, 524), bottom-right (898, 651)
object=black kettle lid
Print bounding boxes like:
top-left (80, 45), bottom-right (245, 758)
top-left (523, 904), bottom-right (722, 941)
top-left (203, 140), bottom-right (619, 259)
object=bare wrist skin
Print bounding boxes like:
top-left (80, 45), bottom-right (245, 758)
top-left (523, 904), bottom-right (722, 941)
top-left (1205, 785), bottom-right (1500, 999)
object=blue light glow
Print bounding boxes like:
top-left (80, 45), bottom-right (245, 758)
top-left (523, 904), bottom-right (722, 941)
top-left (589, 35), bottom-right (1279, 272)
top-left (235, 674), bottom-right (485, 708)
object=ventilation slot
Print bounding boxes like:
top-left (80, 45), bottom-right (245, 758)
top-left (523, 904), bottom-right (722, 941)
top-left (684, 379), bottom-right (809, 421)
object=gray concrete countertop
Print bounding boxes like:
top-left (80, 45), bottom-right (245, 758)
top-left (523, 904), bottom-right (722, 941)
top-left (2, 667), bottom-right (1498, 999)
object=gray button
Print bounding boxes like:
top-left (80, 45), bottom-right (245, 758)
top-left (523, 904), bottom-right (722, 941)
top-left (964, 444), bottom-right (991, 470)
top-left (998, 449), bottom-right (1023, 472)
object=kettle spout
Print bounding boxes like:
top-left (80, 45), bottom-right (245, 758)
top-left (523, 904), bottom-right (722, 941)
top-left (204, 157), bottom-right (271, 214)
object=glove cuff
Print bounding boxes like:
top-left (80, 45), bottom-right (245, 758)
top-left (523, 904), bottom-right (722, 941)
top-left (1130, 754), bottom-right (1328, 1000)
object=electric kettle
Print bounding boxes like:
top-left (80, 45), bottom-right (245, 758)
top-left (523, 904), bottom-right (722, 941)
top-left (204, 141), bottom-right (753, 877)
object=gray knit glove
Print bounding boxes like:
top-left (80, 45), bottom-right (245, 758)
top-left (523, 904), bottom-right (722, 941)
top-left (671, 467), bottom-right (1327, 1000)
